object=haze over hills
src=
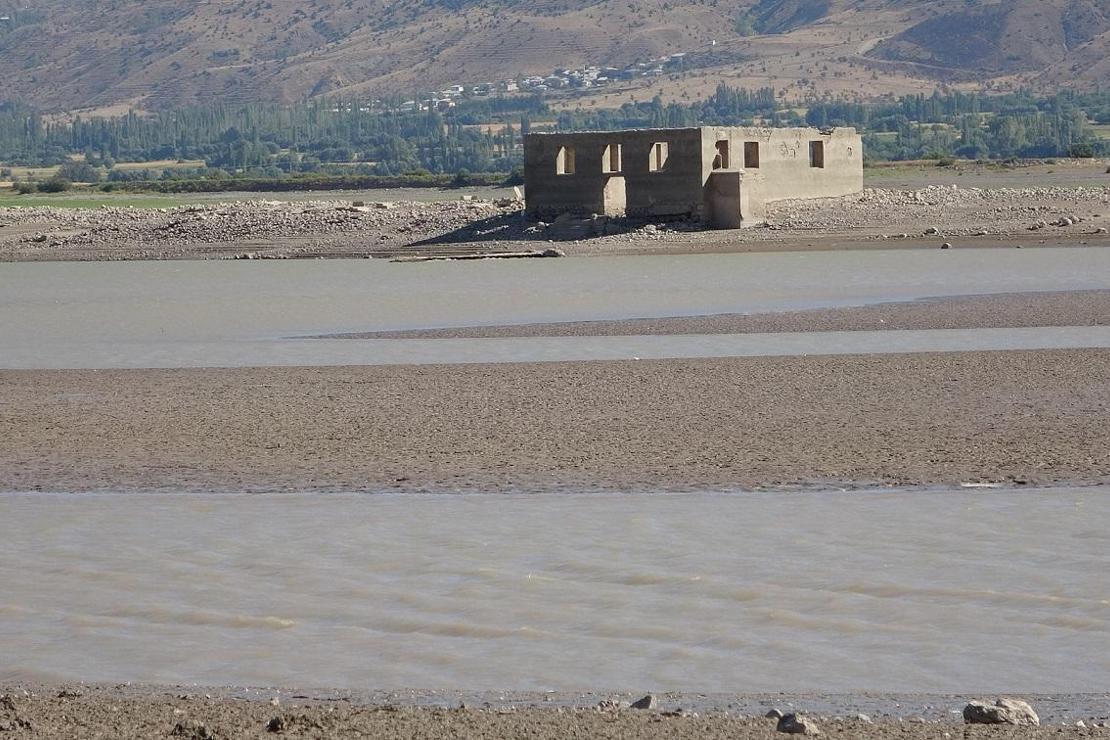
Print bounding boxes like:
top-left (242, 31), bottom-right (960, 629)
top-left (0, 0), bottom-right (1107, 112)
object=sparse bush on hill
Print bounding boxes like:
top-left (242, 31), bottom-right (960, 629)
top-left (36, 177), bottom-right (71, 193)
top-left (1068, 142), bottom-right (1096, 158)
top-left (58, 160), bottom-right (102, 182)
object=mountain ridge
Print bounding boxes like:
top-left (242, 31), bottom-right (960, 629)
top-left (0, 0), bottom-right (1106, 112)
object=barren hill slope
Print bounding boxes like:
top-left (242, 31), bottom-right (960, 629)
top-left (0, 0), bottom-right (1106, 112)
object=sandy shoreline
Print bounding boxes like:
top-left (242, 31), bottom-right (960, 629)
top-left (3, 347), bottom-right (1109, 494)
top-left (1, 685), bottom-right (1107, 738)
top-left (324, 289), bottom-right (1110, 338)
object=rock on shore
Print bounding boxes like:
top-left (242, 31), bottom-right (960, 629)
top-left (964, 698), bottom-right (1041, 726)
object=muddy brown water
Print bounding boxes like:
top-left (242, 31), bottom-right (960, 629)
top-left (4, 248), bottom-right (1110, 368)
top-left (1, 489), bottom-right (1107, 691)
top-left (3, 249), bottom-right (1109, 695)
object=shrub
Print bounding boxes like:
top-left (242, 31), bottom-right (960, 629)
top-left (14, 182), bottom-right (35, 194)
top-left (36, 177), bottom-right (72, 193)
top-left (1068, 142), bottom-right (1096, 159)
top-left (58, 160), bottom-right (102, 183)
top-left (935, 157), bottom-right (955, 167)
top-left (451, 168), bottom-right (471, 187)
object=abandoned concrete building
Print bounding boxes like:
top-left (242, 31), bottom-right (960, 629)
top-left (523, 126), bottom-right (863, 228)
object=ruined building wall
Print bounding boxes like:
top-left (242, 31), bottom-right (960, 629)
top-left (524, 126), bottom-right (863, 226)
top-left (523, 129), bottom-right (705, 220)
top-left (699, 127), bottom-right (863, 207)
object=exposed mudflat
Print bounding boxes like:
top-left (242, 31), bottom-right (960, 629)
top-left (325, 289), bottom-right (1110, 338)
top-left (3, 345), bottom-right (1109, 493)
top-left (1, 686), bottom-right (1108, 739)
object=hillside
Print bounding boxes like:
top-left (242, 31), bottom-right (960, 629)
top-left (0, 0), bottom-right (1107, 112)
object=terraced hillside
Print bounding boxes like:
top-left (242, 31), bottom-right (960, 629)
top-left (0, 0), bottom-right (1106, 112)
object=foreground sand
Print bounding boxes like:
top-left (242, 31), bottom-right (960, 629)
top-left (2, 687), bottom-right (1107, 739)
top-left (3, 345), bottom-right (1109, 493)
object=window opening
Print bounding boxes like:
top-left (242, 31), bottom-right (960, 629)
top-left (602, 144), bottom-right (622, 174)
top-left (743, 141), bottom-right (760, 168)
top-left (809, 141), bottom-right (825, 168)
top-left (649, 142), bottom-right (669, 172)
top-left (713, 139), bottom-right (730, 169)
top-left (556, 146), bottom-right (576, 175)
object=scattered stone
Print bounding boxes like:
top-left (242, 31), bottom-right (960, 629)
top-left (0, 718), bottom-right (32, 732)
top-left (855, 713), bottom-right (873, 724)
top-left (630, 694), bottom-right (658, 710)
top-left (661, 708), bottom-right (694, 718)
top-left (924, 226), bottom-right (939, 235)
top-left (172, 718), bottom-right (217, 739)
top-left (940, 243), bottom-right (952, 249)
top-left (766, 708), bottom-right (784, 719)
top-left (266, 715), bottom-right (286, 733)
top-left (1096, 227), bottom-right (1108, 234)
top-left (963, 698), bottom-right (1040, 726)
top-left (777, 713), bottom-right (821, 735)
top-left (56, 689), bottom-right (82, 699)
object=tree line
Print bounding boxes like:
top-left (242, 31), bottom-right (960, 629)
top-left (2, 87), bottom-right (1107, 190)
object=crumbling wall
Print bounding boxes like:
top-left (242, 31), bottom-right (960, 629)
top-left (524, 129), bottom-right (705, 220)
top-left (701, 126), bottom-right (863, 206)
top-left (524, 126), bottom-right (862, 228)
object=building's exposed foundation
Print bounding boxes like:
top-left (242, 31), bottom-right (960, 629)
top-left (523, 126), bottom-right (863, 228)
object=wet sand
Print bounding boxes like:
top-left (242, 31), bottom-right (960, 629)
top-left (3, 346), bottom-right (1109, 493)
top-left (327, 289), bottom-right (1110, 338)
top-left (1, 686), bottom-right (1106, 738)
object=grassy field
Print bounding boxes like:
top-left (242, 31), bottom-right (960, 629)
top-left (2, 159), bottom-right (208, 182)
top-left (0, 192), bottom-right (204, 209)
top-left (0, 184), bottom-right (517, 209)
top-left (111, 159), bottom-right (206, 171)
top-left (4, 165), bottom-right (62, 179)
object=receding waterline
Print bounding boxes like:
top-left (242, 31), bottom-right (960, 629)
top-left (2, 487), bottom-right (1107, 692)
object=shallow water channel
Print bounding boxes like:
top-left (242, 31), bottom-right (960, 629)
top-left (2, 489), bottom-right (1107, 692)
top-left (4, 248), bottom-right (1110, 368)
top-left (3, 249), bottom-right (1109, 693)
